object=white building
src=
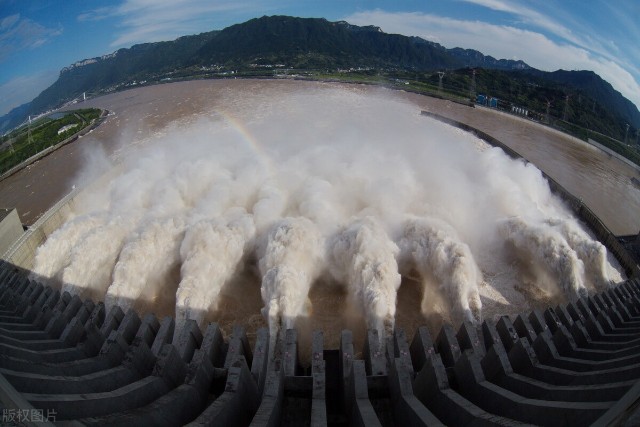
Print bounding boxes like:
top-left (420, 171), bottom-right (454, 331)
top-left (57, 123), bottom-right (79, 135)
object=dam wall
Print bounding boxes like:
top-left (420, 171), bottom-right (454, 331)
top-left (1, 163), bottom-right (122, 271)
top-left (2, 189), bottom-right (78, 270)
top-left (2, 262), bottom-right (640, 425)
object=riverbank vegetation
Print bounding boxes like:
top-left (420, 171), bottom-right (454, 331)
top-left (0, 108), bottom-right (101, 175)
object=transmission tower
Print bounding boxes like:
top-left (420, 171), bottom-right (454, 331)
top-left (625, 123), bottom-right (630, 145)
top-left (545, 99), bottom-right (552, 124)
top-left (437, 71), bottom-right (445, 94)
top-left (27, 116), bottom-right (36, 156)
top-left (562, 95), bottom-right (570, 122)
top-left (469, 69), bottom-right (476, 100)
top-left (7, 136), bottom-right (15, 154)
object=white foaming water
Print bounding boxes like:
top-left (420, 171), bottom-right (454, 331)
top-left (499, 217), bottom-right (587, 300)
top-left (33, 84), bottom-right (625, 338)
top-left (400, 217), bottom-right (482, 324)
top-left (546, 217), bottom-right (611, 291)
top-left (175, 209), bottom-right (256, 334)
top-left (329, 217), bottom-right (402, 338)
top-left (259, 217), bottom-right (323, 348)
top-left (61, 217), bottom-right (136, 297)
top-left (31, 214), bottom-right (108, 284)
top-left (105, 217), bottom-right (185, 312)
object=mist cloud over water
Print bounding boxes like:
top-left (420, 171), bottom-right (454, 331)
top-left (31, 84), bottom-right (622, 339)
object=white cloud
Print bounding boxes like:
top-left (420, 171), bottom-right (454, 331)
top-left (344, 10), bottom-right (640, 109)
top-left (459, 0), bottom-right (629, 71)
top-left (0, 70), bottom-right (58, 116)
top-left (459, 0), bottom-right (580, 45)
top-left (79, 0), bottom-right (268, 48)
top-left (0, 14), bottom-right (63, 62)
top-left (77, 7), bottom-right (113, 22)
top-left (602, 2), bottom-right (640, 77)
top-left (1, 14), bottom-right (20, 30)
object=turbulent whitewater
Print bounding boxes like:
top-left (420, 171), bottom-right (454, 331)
top-left (30, 84), bottom-right (624, 341)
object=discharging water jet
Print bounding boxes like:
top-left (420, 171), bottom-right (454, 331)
top-left (175, 209), bottom-right (256, 333)
top-left (499, 216), bottom-right (588, 300)
top-left (328, 217), bottom-right (401, 339)
top-left (259, 217), bottom-right (324, 349)
top-left (400, 217), bottom-right (482, 324)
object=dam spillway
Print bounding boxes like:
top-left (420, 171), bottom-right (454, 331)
top-left (2, 80), bottom-right (640, 425)
top-left (2, 262), bottom-right (640, 425)
top-left (24, 82), bottom-right (630, 350)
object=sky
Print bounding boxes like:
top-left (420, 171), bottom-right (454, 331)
top-left (1, 0), bottom-right (639, 117)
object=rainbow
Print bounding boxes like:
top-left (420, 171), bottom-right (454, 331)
top-left (212, 109), bottom-right (276, 174)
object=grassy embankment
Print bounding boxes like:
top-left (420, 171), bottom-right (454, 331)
top-left (0, 108), bottom-right (102, 175)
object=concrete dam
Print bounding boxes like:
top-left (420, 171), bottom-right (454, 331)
top-left (2, 80), bottom-right (640, 425)
top-left (2, 263), bottom-right (640, 425)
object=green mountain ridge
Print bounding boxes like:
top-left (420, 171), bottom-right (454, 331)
top-left (191, 16), bottom-right (459, 69)
top-left (2, 15), bottom-right (639, 139)
top-left (521, 69), bottom-right (640, 131)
